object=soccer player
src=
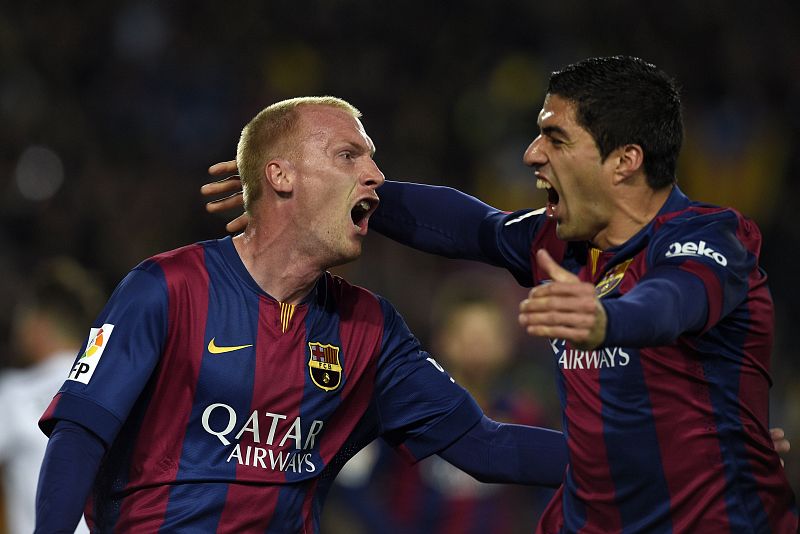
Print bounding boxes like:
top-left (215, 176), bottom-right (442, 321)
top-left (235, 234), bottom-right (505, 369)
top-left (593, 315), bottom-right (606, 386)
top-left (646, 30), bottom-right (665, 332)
top-left (204, 58), bottom-right (798, 532)
top-left (34, 97), bottom-right (568, 533)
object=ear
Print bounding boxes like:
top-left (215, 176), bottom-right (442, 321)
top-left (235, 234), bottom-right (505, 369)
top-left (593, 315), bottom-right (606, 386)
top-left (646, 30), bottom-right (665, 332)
top-left (265, 159), bottom-right (295, 195)
top-left (612, 144), bottom-right (644, 185)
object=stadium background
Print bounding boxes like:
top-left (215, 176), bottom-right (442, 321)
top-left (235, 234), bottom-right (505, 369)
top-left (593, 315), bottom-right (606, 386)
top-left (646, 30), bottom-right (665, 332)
top-left (1, 1), bottom-right (798, 531)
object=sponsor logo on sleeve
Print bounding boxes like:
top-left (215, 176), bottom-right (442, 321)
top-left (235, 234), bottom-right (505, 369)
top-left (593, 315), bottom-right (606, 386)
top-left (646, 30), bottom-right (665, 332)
top-left (664, 241), bottom-right (728, 266)
top-left (68, 324), bottom-right (114, 384)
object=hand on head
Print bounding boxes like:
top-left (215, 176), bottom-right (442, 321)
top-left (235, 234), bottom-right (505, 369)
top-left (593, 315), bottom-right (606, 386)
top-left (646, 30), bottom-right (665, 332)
top-left (202, 160), bottom-right (248, 233)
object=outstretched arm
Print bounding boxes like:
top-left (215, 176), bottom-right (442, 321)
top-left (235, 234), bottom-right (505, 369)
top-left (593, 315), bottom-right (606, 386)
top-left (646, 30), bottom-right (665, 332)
top-left (203, 161), bottom-right (504, 261)
top-left (202, 161), bottom-right (539, 282)
top-left (437, 415), bottom-right (566, 488)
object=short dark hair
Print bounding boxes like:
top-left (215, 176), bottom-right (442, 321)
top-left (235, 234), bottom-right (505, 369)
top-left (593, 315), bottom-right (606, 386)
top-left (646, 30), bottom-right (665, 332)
top-left (547, 56), bottom-right (683, 189)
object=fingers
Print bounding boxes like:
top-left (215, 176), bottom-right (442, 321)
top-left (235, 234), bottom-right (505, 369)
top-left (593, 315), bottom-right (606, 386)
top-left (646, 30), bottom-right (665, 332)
top-left (522, 323), bottom-right (596, 344)
top-left (201, 176), bottom-right (242, 197)
top-left (522, 281), bottom-right (597, 304)
top-left (537, 249), bottom-right (580, 283)
top-left (225, 213), bottom-right (249, 234)
top-left (208, 160), bottom-right (238, 176)
top-left (203, 162), bottom-right (247, 234)
top-left (518, 274), bottom-right (607, 349)
top-left (770, 427), bottom-right (790, 455)
top-left (519, 301), bottom-right (597, 345)
top-left (206, 192), bottom-right (244, 213)
top-left (519, 309), bottom-right (597, 329)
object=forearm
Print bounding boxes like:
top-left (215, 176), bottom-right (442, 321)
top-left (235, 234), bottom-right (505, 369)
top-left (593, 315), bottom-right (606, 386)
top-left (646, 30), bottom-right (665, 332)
top-left (372, 180), bottom-right (503, 263)
top-left (35, 420), bottom-right (105, 533)
top-left (437, 415), bottom-right (566, 488)
top-left (603, 267), bottom-right (708, 347)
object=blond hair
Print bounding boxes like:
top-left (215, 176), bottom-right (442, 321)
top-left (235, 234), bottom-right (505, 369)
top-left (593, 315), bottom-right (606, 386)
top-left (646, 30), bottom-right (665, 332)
top-left (236, 96), bottom-right (362, 210)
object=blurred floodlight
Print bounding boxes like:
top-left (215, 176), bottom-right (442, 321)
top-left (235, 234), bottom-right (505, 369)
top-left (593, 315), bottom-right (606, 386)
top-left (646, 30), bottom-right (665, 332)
top-left (15, 146), bottom-right (65, 202)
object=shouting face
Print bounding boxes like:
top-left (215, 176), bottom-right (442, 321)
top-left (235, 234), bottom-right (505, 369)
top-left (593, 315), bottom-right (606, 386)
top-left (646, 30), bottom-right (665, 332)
top-left (523, 94), bottom-right (617, 245)
top-left (290, 106), bottom-right (385, 267)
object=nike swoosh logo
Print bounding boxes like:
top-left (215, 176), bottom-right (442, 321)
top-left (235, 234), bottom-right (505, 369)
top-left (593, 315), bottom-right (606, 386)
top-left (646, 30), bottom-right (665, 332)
top-left (208, 338), bottom-right (253, 354)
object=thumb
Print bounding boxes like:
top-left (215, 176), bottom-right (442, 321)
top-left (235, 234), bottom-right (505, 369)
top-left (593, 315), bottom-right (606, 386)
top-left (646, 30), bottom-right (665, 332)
top-left (536, 249), bottom-right (579, 283)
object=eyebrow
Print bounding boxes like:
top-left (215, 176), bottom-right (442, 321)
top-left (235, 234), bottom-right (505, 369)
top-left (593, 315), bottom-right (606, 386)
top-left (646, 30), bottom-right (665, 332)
top-left (340, 140), bottom-right (376, 157)
top-left (541, 125), bottom-right (570, 141)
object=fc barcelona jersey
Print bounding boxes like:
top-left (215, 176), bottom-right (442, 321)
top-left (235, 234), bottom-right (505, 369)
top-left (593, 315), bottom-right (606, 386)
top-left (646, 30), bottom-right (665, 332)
top-left (40, 236), bottom-right (482, 533)
top-left (486, 186), bottom-right (797, 533)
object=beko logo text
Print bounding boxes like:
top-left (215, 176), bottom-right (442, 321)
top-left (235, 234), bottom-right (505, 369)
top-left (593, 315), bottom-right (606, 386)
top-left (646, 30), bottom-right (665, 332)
top-left (665, 241), bottom-right (727, 266)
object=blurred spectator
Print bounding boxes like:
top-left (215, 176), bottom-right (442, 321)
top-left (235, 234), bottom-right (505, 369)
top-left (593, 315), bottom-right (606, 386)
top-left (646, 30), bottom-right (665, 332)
top-left (0, 258), bottom-right (104, 534)
top-left (324, 271), bottom-right (559, 533)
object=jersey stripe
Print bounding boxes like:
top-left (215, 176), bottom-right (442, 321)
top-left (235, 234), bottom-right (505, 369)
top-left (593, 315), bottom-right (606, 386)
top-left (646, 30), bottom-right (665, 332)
top-left (116, 245), bottom-right (210, 530)
top-left (170, 243), bottom-right (259, 531)
top-left (640, 343), bottom-right (730, 532)
top-left (321, 277), bottom-right (382, 466)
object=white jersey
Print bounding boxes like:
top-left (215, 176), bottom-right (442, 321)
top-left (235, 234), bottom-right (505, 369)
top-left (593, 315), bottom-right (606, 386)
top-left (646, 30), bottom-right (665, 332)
top-left (0, 351), bottom-right (89, 534)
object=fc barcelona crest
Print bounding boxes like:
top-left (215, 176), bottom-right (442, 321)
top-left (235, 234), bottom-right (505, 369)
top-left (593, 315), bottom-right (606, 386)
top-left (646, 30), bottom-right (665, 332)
top-left (595, 259), bottom-right (633, 298)
top-left (308, 342), bottom-right (342, 391)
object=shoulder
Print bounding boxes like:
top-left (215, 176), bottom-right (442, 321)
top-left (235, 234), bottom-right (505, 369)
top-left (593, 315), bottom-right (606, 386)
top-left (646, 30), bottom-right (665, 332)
top-left (125, 241), bottom-right (219, 295)
top-left (654, 200), bottom-right (760, 237)
top-left (321, 273), bottom-right (407, 329)
top-left (138, 241), bottom-right (210, 276)
top-left (322, 272), bottom-right (381, 307)
top-left (649, 201), bottom-right (762, 266)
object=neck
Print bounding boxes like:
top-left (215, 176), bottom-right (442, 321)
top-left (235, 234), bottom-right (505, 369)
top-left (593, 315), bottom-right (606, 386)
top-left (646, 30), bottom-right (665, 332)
top-left (594, 184), bottom-right (673, 250)
top-left (233, 218), bottom-right (324, 304)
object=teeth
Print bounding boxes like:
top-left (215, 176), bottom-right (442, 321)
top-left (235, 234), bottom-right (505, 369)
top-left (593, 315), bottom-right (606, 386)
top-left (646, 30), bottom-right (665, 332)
top-left (536, 178), bottom-right (552, 190)
top-left (358, 200), bottom-right (370, 211)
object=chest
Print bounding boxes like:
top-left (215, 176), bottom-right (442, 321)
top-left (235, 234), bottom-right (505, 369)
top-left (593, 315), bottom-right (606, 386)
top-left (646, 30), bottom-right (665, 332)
top-left (161, 291), bottom-right (382, 426)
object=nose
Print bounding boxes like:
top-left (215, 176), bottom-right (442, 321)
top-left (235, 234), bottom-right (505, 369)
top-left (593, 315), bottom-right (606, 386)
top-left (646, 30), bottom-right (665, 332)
top-left (362, 158), bottom-right (385, 188)
top-left (523, 135), bottom-right (547, 168)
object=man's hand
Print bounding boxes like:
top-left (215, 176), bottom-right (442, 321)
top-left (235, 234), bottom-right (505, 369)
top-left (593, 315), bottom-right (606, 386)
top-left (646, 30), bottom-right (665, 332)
top-left (771, 427), bottom-right (790, 467)
top-left (202, 160), bottom-right (248, 233)
top-left (519, 249), bottom-right (606, 350)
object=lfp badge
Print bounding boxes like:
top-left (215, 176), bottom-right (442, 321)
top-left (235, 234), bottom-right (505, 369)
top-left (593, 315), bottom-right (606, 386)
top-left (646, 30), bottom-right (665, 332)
top-left (308, 342), bottom-right (342, 391)
top-left (69, 324), bottom-right (115, 384)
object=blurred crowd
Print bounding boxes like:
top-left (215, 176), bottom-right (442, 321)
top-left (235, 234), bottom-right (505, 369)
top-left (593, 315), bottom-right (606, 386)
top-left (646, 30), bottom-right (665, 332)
top-left (1, 1), bottom-right (798, 531)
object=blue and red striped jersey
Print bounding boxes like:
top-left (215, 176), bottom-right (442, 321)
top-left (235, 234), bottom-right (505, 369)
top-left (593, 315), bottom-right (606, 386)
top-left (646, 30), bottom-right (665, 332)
top-left (487, 186), bottom-right (797, 533)
top-left (39, 236), bottom-right (482, 533)
top-left (372, 181), bottom-right (798, 533)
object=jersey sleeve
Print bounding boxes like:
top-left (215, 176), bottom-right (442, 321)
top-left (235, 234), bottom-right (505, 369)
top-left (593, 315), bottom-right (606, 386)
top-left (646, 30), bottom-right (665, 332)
top-left (604, 209), bottom-right (758, 346)
top-left (372, 180), bottom-right (544, 286)
top-left (38, 265), bottom-right (168, 446)
top-left (647, 210), bottom-right (758, 332)
top-left (372, 296), bottom-right (483, 461)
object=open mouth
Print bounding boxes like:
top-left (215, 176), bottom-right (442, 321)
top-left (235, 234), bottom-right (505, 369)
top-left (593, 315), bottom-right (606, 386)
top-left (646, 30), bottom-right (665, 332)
top-left (350, 197), bottom-right (379, 232)
top-left (536, 174), bottom-right (559, 218)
